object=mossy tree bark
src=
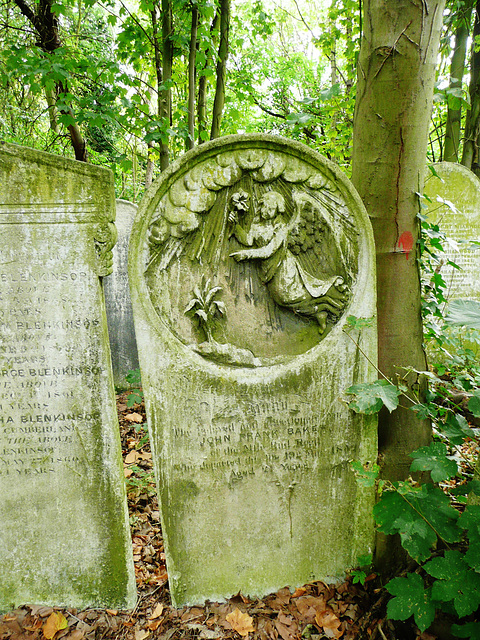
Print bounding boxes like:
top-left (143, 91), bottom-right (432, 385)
top-left (444, 2), bottom-right (473, 162)
top-left (351, 0), bottom-right (445, 483)
top-left (462, 0), bottom-right (480, 175)
top-left (198, 11), bottom-right (219, 144)
top-left (159, 0), bottom-right (173, 170)
top-left (187, 4), bottom-right (199, 150)
top-left (210, 0), bottom-right (230, 140)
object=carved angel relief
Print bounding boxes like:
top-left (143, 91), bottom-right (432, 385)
top-left (144, 147), bottom-right (358, 367)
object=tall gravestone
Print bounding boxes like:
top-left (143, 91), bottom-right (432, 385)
top-left (129, 134), bottom-right (377, 607)
top-left (423, 162), bottom-right (480, 300)
top-left (0, 143), bottom-right (136, 611)
top-left (104, 199), bottom-right (139, 389)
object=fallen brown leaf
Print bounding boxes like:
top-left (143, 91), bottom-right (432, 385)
top-left (315, 609), bottom-right (342, 639)
top-left (125, 450), bottom-right (141, 464)
top-left (125, 412), bottom-right (144, 423)
top-left (43, 612), bottom-right (68, 639)
top-left (226, 608), bottom-right (255, 637)
top-left (149, 603), bottom-right (164, 620)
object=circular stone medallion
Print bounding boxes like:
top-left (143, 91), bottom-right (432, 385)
top-left (134, 135), bottom-right (366, 367)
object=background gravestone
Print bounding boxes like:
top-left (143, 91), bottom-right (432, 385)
top-left (130, 134), bottom-right (377, 607)
top-left (423, 162), bottom-right (480, 300)
top-left (0, 143), bottom-right (136, 611)
top-left (104, 199), bottom-right (139, 389)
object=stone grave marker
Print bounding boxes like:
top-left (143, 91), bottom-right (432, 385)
top-left (104, 199), bottom-right (139, 389)
top-left (129, 134), bottom-right (377, 607)
top-left (0, 143), bottom-right (136, 611)
top-left (423, 162), bottom-right (480, 300)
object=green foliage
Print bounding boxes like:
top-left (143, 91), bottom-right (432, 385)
top-left (425, 549), bottom-right (480, 617)
top-left (125, 465), bottom-right (156, 496)
top-left (452, 622), bottom-right (480, 640)
top-left (350, 553), bottom-right (373, 585)
top-left (386, 572), bottom-right (435, 633)
top-left (125, 369), bottom-right (144, 407)
top-left (350, 460), bottom-right (379, 487)
top-left (410, 441), bottom-right (458, 482)
top-left (346, 379), bottom-right (401, 414)
top-left (374, 482), bottom-right (460, 562)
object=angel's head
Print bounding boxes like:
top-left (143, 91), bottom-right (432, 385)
top-left (258, 191), bottom-right (286, 221)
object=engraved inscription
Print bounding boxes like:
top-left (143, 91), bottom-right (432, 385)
top-left (0, 268), bottom-right (103, 478)
top-left (170, 397), bottom-right (357, 481)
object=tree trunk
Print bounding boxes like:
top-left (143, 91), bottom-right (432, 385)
top-left (13, 0), bottom-right (87, 161)
top-left (198, 11), bottom-right (219, 144)
top-left (159, 0), bottom-right (173, 170)
top-left (462, 0), bottom-right (480, 175)
top-left (444, 4), bottom-right (473, 162)
top-left (351, 0), bottom-right (445, 484)
top-left (45, 86), bottom-right (58, 133)
top-left (210, 0), bottom-right (230, 140)
top-left (145, 141), bottom-right (155, 189)
top-left (187, 4), bottom-right (199, 150)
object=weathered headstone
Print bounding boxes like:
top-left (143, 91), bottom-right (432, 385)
top-left (104, 199), bottom-right (139, 389)
top-left (423, 162), bottom-right (480, 300)
top-left (0, 143), bottom-right (136, 611)
top-left (129, 134), bottom-right (377, 607)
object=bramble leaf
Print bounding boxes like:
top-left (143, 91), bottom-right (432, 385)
top-left (374, 483), bottom-right (460, 562)
top-left (424, 550), bottom-right (480, 617)
top-left (468, 389), bottom-right (480, 418)
top-left (442, 413), bottom-right (472, 446)
top-left (347, 379), bottom-right (401, 414)
top-left (410, 441), bottom-right (458, 482)
top-left (458, 506), bottom-right (480, 571)
top-left (386, 572), bottom-right (435, 632)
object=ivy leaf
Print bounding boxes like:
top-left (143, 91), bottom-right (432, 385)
top-left (451, 622), bottom-right (480, 639)
top-left (424, 550), bottom-right (480, 617)
top-left (410, 442), bottom-right (458, 482)
top-left (468, 389), bottom-right (480, 418)
top-left (386, 573), bottom-right (435, 633)
top-left (346, 379), bottom-right (401, 414)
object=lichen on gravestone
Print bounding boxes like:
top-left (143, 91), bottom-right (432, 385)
top-left (0, 142), bottom-right (136, 612)
top-left (129, 134), bottom-right (378, 607)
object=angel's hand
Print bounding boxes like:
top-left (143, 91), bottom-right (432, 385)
top-left (230, 250), bottom-right (250, 262)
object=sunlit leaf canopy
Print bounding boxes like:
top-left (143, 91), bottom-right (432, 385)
top-left (0, 0), bottom-right (360, 196)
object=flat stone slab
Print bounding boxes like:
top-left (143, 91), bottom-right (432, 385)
top-left (423, 162), bottom-right (480, 300)
top-left (104, 199), bottom-right (139, 389)
top-left (129, 134), bottom-right (377, 607)
top-left (0, 143), bottom-right (136, 611)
